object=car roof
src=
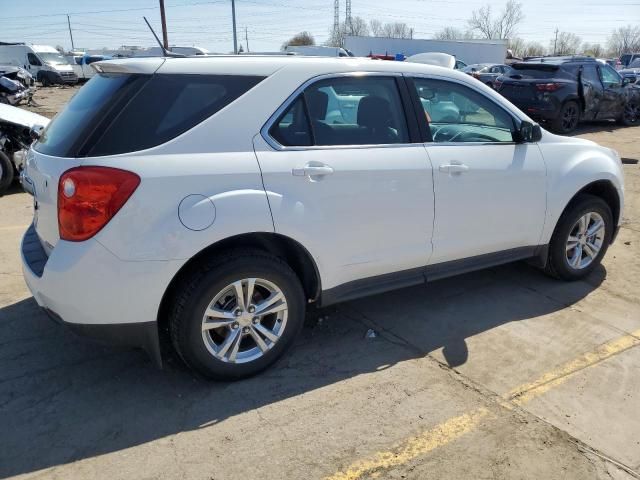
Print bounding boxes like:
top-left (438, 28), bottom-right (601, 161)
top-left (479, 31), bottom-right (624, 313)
top-left (521, 55), bottom-right (596, 65)
top-left (94, 55), bottom-right (471, 79)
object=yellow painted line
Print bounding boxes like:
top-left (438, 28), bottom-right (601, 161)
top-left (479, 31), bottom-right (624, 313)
top-left (325, 407), bottom-right (490, 480)
top-left (326, 328), bottom-right (640, 480)
top-left (508, 328), bottom-right (640, 405)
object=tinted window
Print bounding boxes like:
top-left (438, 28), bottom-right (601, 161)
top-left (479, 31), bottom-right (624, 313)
top-left (509, 64), bottom-right (560, 79)
top-left (35, 73), bottom-right (144, 157)
top-left (270, 76), bottom-right (410, 147)
top-left (269, 96), bottom-right (312, 147)
top-left (412, 78), bottom-right (515, 143)
top-left (582, 65), bottom-right (601, 85)
top-left (308, 76), bottom-right (409, 146)
top-left (35, 73), bottom-right (264, 157)
top-left (599, 64), bottom-right (622, 87)
top-left (27, 53), bottom-right (41, 66)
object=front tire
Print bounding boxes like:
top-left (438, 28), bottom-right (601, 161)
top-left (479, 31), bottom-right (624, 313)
top-left (619, 100), bottom-right (639, 126)
top-left (544, 194), bottom-right (613, 280)
top-left (169, 250), bottom-right (305, 380)
top-left (551, 100), bottom-right (580, 134)
top-left (0, 151), bottom-right (14, 195)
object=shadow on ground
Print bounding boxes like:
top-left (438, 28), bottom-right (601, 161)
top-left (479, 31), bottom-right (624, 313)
top-left (0, 261), bottom-right (605, 477)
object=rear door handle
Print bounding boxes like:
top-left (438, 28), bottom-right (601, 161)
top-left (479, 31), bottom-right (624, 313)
top-left (439, 163), bottom-right (469, 174)
top-left (292, 164), bottom-right (334, 177)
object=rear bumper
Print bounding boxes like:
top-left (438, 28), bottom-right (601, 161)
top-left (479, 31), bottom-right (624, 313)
top-left (21, 224), bottom-right (182, 367)
top-left (44, 308), bottom-right (162, 367)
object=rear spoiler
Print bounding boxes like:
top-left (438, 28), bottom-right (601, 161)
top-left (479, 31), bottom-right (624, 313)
top-left (511, 63), bottom-right (559, 71)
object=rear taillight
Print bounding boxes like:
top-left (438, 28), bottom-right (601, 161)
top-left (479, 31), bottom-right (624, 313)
top-left (58, 166), bottom-right (140, 242)
top-left (535, 82), bottom-right (562, 92)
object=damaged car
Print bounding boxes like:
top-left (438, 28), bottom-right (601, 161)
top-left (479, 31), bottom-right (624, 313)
top-left (496, 56), bottom-right (640, 133)
top-left (0, 103), bottom-right (48, 194)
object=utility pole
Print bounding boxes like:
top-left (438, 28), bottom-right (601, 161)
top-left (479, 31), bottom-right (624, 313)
top-left (245, 26), bottom-right (249, 52)
top-left (67, 15), bottom-right (75, 51)
top-left (231, 0), bottom-right (238, 54)
top-left (333, 0), bottom-right (340, 43)
top-left (345, 0), bottom-right (352, 35)
top-left (159, 0), bottom-right (169, 49)
top-left (553, 28), bottom-right (559, 55)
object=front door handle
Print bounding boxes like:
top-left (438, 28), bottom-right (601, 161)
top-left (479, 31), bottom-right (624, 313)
top-left (439, 163), bottom-right (469, 174)
top-left (292, 164), bottom-right (334, 177)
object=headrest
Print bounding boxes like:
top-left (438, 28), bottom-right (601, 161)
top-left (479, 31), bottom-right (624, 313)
top-left (357, 96), bottom-right (392, 129)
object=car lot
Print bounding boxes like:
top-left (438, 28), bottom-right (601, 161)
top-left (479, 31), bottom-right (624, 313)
top-left (1, 86), bottom-right (640, 479)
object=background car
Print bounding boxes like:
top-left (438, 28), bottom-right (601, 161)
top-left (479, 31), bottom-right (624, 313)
top-left (619, 58), bottom-right (640, 85)
top-left (462, 63), bottom-right (509, 88)
top-left (495, 56), bottom-right (640, 133)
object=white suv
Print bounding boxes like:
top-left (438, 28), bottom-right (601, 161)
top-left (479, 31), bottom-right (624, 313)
top-left (21, 56), bottom-right (624, 379)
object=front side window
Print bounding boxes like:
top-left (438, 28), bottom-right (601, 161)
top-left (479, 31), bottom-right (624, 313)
top-left (599, 65), bottom-right (622, 87)
top-left (269, 76), bottom-right (410, 147)
top-left (412, 78), bottom-right (515, 143)
top-left (27, 53), bottom-right (41, 66)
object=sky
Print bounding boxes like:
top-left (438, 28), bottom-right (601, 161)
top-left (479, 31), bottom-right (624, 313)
top-left (0, 0), bottom-right (638, 54)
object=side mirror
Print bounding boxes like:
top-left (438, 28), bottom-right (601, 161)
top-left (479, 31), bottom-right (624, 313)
top-left (518, 120), bottom-right (542, 143)
top-left (30, 125), bottom-right (44, 142)
top-left (622, 76), bottom-right (633, 86)
top-left (419, 87), bottom-right (435, 100)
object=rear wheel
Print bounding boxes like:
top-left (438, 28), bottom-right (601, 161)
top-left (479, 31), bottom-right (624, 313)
top-left (544, 194), bottom-right (613, 280)
top-left (169, 250), bottom-right (305, 380)
top-left (551, 100), bottom-right (580, 134)
top-left (0, 151), bottom-right (13, 195)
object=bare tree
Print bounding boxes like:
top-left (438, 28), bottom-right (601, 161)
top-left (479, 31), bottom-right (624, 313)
top-left (433, 27), bottom-right (475, 40)
top-left (369, 19), bottom-right (384, 37)
top-left (282, 31), bottom-right (315, 50)
top-left (523, 41), bottom-right (546, 57)
top-left (382, 22), bottom-right (413, 39)
top-left (582, 42), bottom-right (604, 58)
top-left (468, 0), bottom-right (523, 39)
top-left (607, 25), bottom-right (640, 56)
top-left (507, 37), bottom-right (526, 57)
top-left (328, 16), bottom-right (369, 47)
top-left (552, 32), bottom-right (581, 55)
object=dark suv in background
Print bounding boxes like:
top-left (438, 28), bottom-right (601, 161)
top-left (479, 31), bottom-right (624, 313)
top-left (495, 56), bottom-right (640, 133)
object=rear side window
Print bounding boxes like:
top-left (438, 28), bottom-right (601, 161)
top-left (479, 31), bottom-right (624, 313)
top-left (269, 76), bottom-right (410, 147)
top-left (35, 73), bottom-right (264, 158)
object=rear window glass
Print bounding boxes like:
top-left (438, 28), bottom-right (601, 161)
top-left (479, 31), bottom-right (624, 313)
top-left (35, 73), bottom-right (264, 158)
top-left (508, 64), bottom-right (561, 79)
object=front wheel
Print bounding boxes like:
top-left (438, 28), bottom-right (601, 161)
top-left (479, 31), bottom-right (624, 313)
top-left (169, 250), bottom-right (305, 380)
top-left (0, 151), bottom-right (14, 195)
top-left (544, 194), bottom-right (613, 281)
top-left (619, 100), bottom-right (639, 126)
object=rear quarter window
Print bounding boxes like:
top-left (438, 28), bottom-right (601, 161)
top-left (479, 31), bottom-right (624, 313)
top-left (35, 73), bottom-right (264, 158)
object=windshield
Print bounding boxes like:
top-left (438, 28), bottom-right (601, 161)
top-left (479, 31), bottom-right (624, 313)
top-left (37, 52), bottom-right (70, 65)
top-left (462, 64), bottom-right (490, 73)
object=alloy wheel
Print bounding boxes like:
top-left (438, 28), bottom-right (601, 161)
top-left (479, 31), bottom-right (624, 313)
top-left (562, 104), bottom-right (579, 131)
top-left (565, 212), bottom-right (605, 270)
top-left (623, 102), bottom-right (639, 125)
top-left (201, 278), bottom-right (288, 364)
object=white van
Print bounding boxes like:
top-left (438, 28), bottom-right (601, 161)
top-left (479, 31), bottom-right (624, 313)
top-left (284, 45), bottom-right (353, 57)
top-left (0, 44), bottom-right (78, 86)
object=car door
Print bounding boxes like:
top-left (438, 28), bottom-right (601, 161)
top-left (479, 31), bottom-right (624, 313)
top-left (253, 73), bottom-right (435, 293)
top-left (580, 64), bottom-right (603, 120)
top-left (597, 64), bottom-right (625, 119)
top-left (408, 76), bottom-right (547, 267)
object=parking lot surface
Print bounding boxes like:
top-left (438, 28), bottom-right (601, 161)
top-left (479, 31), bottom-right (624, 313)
top-left (1, 87), bottom-right (639, 479)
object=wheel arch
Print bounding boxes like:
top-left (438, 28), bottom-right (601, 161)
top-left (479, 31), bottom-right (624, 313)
top-left (554, 179), bottom-right (621, 240)
top-left (156, 232), bottom-right (321, 344)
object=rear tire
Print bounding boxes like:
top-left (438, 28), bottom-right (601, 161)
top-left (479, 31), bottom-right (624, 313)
top-left (169, 249), bottom-right (305, 380)
top-left (551, 100), bottom-right (580, 134)
top-left (544, 194), bottom-right (613, 281)
top-left (0, 151), bottom-right (13, 195)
